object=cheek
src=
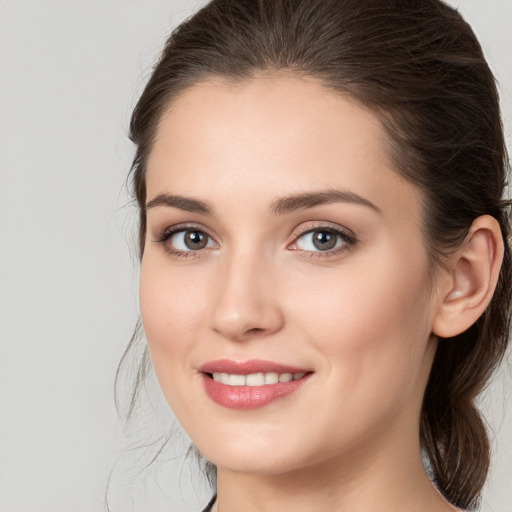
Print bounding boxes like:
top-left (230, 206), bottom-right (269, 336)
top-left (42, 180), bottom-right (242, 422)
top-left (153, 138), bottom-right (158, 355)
top-left (290, 248), bottom-right (433, 392)
top-left (139, 260), bottom-right (212, 430)
top-left (139, 255), bottom-right (207, 378)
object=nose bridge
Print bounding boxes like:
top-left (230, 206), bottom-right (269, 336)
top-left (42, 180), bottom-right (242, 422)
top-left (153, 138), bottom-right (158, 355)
top-left (209, 244), bottom-right (283, 341)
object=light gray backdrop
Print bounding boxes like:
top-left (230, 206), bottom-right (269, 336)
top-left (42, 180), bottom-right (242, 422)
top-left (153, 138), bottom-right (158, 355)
top-left (0, 1), bottom-right (511, 511)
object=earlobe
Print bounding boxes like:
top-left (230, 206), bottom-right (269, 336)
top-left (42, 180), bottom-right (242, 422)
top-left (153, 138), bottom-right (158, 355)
top-left (432, 215), bottom-right (504, 338)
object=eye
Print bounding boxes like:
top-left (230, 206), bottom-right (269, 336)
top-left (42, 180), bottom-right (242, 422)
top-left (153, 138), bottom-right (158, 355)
top-left (155, 227), bottom-right (217, 255)
top-left (290, 227), bottom-right (355, 254)
top-left (172, 229), bottom-right (212, 251)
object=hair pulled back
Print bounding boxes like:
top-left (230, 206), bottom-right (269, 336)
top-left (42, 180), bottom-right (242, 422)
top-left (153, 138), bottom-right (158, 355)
top-left (125, 0), bottom-right (512, 508)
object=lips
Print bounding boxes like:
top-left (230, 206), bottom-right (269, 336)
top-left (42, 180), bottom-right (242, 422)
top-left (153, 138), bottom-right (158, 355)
top-left (199, 359), bottom-right (312, 410)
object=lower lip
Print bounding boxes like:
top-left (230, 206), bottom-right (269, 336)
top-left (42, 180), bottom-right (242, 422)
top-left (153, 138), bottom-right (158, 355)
top-left (202, 374), bottom-right (310, 410)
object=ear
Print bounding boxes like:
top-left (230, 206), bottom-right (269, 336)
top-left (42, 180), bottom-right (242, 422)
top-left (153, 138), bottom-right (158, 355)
top-left (432, 215), bottom-right (504, 338)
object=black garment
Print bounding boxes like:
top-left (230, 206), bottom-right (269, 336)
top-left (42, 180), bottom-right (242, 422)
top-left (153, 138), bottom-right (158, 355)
top-left (202, 495), bottom-right (217, 512)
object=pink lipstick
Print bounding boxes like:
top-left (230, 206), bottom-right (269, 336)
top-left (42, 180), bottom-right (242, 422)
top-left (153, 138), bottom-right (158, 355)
top-left (199, 359), bottom-right (312, 410)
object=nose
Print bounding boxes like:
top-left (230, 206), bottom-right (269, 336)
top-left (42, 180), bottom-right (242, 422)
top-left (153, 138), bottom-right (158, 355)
top-left (208, 251), bottom-right (285, 342)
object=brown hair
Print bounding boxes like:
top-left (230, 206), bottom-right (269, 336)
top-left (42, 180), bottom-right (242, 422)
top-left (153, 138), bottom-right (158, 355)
top-left (120, 0), bottom-right (512, 508)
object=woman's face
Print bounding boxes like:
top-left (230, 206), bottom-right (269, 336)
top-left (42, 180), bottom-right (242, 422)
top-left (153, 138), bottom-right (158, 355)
top-left (140, 76), bottom-right (442, 475)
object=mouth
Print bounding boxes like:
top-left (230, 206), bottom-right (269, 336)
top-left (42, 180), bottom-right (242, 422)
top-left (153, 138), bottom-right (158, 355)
top-left (208, 371), bottom-right (307, 386)
top-left (199, 359), bottom-right (312, 410)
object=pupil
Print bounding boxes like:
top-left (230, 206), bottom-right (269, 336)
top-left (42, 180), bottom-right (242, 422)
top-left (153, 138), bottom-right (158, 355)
top-left (313, 230), bottom-right (336, 250)
top-left (185, 230), bottom-right (207, 250)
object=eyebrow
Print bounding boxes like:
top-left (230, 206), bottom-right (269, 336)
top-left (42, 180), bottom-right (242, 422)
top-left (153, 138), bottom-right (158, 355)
top-left (146, 194), bottom-right (211, 214)
top-left (270, 189), bottom-right (381, 215)
top-left (145, 189), bottom-right (381, 215)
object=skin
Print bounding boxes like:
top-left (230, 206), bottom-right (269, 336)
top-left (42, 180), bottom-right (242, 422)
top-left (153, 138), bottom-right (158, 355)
top-left (139, 75), bottom-right (482, 511)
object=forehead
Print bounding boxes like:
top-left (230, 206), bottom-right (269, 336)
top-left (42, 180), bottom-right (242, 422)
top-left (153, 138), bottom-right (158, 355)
top-left (149, 74), bottom-right (389, 172)
top-left (146, 75), bottom-right (421, 221)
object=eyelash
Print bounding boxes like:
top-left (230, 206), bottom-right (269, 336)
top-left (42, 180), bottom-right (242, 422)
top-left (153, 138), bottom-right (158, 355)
top-left (153, 223), bottom-right (357, 259)
top-left (290, 224), bottom-right (357, 258)
top-left (154, 224), bottom-right (215, 258)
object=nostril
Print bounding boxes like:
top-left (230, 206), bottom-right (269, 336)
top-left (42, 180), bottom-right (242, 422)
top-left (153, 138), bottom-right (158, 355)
top-left (245, 327), bottom-right (267, 337)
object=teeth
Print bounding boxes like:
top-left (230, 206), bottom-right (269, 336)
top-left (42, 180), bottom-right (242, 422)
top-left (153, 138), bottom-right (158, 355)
top-left (246, 372), bottom-right (265, 386)
top-left (212, 372), bottom-right (306, 386)
top-left (264, 372), bottom-right (279, 384)
top-left (229, 374), bottom-right (246, 386)
top-left (213, 372), bottom-right (230, 385)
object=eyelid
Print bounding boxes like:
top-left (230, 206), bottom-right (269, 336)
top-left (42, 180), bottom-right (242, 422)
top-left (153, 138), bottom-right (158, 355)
top-left (287, 222), bottom-right (357, 255)
top-left (153, 223), bottom-right (218, 257)
top-left (152, 221), bottom-right (356, 258)
top-left (291, 222), bottom-right (356, 242)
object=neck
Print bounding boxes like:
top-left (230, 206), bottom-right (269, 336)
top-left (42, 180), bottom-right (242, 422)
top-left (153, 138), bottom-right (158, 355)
top-left (214, 428), bottom-right (458, 512)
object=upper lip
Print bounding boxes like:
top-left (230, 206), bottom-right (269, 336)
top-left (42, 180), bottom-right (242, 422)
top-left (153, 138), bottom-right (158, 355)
top-left (199, 359), bottom-right (311, 375)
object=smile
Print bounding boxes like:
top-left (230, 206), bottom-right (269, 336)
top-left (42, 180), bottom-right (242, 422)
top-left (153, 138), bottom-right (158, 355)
top-left (199, 359), bottom-right (312, 410)
top-left (211, 372), bottom-right (306, 386)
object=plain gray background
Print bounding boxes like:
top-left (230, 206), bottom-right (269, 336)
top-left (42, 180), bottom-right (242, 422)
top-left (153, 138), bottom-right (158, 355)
top-left (0, 1), bottom-right (511, 510)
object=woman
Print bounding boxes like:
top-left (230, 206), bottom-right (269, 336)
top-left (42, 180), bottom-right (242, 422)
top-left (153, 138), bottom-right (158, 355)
top-left (120, 0), bottom-right (512, 510)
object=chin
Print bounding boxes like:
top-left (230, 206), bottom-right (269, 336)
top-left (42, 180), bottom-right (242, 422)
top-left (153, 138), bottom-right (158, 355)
top-left (197, 431), bottom-right (338, 478)
top-left (195, 435), bottom-right (306, 476)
